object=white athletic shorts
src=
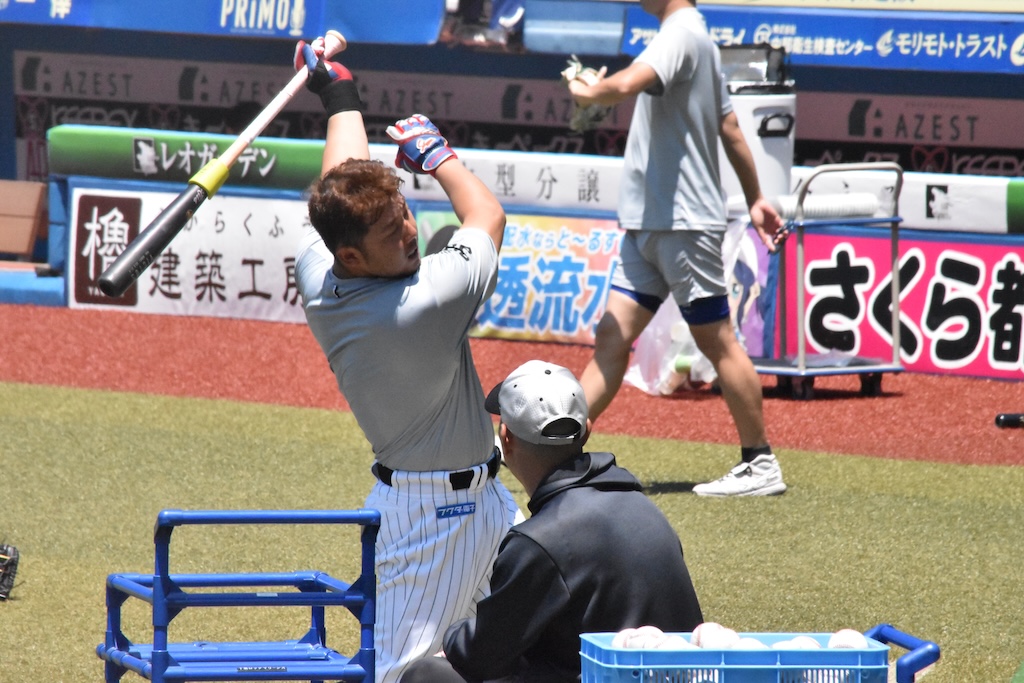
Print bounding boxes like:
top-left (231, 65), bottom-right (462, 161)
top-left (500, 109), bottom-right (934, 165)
top-left (612, 229), bottom-right (728, 307)
top-left (365, 459), bottom-right (519, 683)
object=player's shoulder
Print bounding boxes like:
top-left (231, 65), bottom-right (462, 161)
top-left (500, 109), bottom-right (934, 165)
top-left (448, 226), bottom-right (494, 247)
top-left (430, 227), bottom-right (496, 263)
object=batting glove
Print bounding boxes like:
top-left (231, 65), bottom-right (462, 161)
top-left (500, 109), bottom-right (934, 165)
top-left (294, 40), bottom-right (362, 116)
top-left (386, 114), bottom-right (457, 176)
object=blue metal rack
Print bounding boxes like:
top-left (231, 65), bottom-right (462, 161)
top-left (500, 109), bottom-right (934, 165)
top-left (97, 509), bottom-right (381, 683)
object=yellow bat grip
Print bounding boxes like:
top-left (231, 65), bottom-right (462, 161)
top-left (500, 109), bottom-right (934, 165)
top-left (189, 159), bottom-right (231, 196)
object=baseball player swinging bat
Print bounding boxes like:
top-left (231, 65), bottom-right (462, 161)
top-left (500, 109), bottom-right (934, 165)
top-left (97, 30), bottom-right (348, 298)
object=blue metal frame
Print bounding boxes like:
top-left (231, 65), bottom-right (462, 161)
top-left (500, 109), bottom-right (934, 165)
top-left (97, 508), bottom-right (381, 683)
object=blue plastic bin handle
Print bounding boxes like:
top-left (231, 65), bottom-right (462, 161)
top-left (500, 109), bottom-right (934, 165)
top-left (864, 623), bottom-right (941, 683)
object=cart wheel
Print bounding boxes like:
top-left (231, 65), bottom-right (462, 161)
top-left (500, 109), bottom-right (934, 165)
top-left (792, 376), bottom-right (815, 401)
top-left (859, 372), bottom-right (883, 397)
top-left (776, 376), bottom-right (793, 397)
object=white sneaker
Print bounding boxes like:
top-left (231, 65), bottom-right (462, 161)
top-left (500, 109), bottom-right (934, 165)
top-left (692, 454), bottom-right (787, 497)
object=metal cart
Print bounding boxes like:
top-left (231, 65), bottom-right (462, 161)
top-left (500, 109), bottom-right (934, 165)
top-left (754, 162), bottom-right (905, 400)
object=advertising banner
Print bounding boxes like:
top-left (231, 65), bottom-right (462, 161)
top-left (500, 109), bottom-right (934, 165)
top-left (482, 214), bottom-right (621, 345)
top-left (65, 179), bottom-right (621, 345)
top-left (44, 126), bottom-right (1024, 381)
top-left (65, 176), bottom-right (1024, 380)
top-left (794, 91), bottom-right (1024, 177)
top-left (702, 0), bottom-right (1020, 11)
top-left (19, 47), bottom-right (1024, 189)
top-left (417, 210), bottom-right (622, 345)
top-left (67, 181), bottom-right (310, 323)
top-left (0, 0), bottom-right (443, 44)
top-left (45, 126), bottom-right (625, 220)
top-left (624, 5), bottom-right (1024, 74)
top-left (788, 167), bottom-right (1020, 235)
top-left (781, 228), bottom-right (1024, 380)
top-left (46, 125), bottom-right (1024, 243)
top-left (16, 50), bottom-right (628, 181)
top-left (797, 92), bottom-right (1024, 152)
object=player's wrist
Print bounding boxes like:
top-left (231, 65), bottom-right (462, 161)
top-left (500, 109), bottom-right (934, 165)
top-left (424, 147), bottom-right (457, 175)
top-left (319, 79), bottom-right (363, 117)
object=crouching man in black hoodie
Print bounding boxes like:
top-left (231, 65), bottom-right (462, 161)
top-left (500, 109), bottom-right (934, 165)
top-left (401, 360), bottom-right (704, 683)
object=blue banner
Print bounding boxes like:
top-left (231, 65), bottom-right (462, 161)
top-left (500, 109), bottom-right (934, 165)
top-left (0, 0), bottom-right (445, 44)
top-left (622, 5), bottom-right (1024, 74)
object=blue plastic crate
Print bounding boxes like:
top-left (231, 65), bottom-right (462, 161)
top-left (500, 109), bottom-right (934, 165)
top-left (580, 632), bottom-right (889, 683)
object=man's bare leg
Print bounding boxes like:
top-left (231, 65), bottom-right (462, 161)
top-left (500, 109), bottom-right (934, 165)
top-left (580, 290), bottom-right (657, 422)
top-left (688, 317), bottom-right (768, 449)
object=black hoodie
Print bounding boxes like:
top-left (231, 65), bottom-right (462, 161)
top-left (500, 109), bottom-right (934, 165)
top-left (443, 451), bottom-right (704, 682)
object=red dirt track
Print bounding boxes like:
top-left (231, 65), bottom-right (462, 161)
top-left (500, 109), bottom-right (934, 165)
top-left (2, 304), bottom-right (1021, 465)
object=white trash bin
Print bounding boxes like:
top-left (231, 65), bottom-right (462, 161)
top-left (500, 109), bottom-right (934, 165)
top-left (716, 45), bottom-right (796, 209)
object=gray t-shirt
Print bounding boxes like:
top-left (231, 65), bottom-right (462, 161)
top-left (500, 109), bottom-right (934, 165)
top-left (618, 7), bottom-right (733, 232)
top-left (296, 226), bottom-right (497, 472)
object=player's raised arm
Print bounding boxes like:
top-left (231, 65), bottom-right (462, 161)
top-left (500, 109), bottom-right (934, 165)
top-left (294, 36), bottom-right (368, 173)
top-left (386, 114), bottom-right (506, 251)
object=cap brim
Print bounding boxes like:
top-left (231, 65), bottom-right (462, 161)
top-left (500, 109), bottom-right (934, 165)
top-left (484, 382), bottom-right (503, 415)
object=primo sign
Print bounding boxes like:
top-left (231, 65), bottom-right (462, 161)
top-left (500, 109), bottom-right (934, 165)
top-left (219, 0), bottom-right (308, 35)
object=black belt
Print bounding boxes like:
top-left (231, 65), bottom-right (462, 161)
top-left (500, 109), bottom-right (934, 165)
top-left (373, 448), bottom-right (500, 491)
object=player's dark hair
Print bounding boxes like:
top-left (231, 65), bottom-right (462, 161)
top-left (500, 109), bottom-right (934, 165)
top-left (307, 159), bottom-right (404, 253)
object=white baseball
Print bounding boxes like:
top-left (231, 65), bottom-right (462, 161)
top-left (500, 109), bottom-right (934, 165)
top-left (611, 628), bottom-right (636, 649)
top-left (690, 622), bottom-right (740, 649)
top-left (789, 635), bottom-right (823, 649)
top-left (659, 634), bottom-right (697, 650)
top-left (689, 622), bottom-right (716, 646)
top-left (613, 625), bottom-right (671, 649)
top-left (828, 629), bottom-right (868, 649)
top-left (632, 625), bottom-right (670, 649)
top-left (733, 636), bottom-right (769, 649)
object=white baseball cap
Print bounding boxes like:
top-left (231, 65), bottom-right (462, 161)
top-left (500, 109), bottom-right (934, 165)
top-left (485, 360), bottom-right (588, 446)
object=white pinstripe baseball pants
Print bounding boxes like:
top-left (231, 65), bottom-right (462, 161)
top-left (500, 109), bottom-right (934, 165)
top-left (365, 463), bottom-right (519, 683)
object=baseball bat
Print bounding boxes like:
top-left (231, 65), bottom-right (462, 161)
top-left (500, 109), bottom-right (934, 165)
top-left (995, 413), bottom-right (1024, 429)
top-left (98, 30), bottom-right (348, 298)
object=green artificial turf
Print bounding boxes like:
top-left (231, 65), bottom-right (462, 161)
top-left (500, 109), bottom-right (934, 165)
top-left (2, 381), bottom-right (1022, 682)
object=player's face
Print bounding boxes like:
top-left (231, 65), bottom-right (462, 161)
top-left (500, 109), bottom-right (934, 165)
top-left (359, 198), bottom-right (420, 278)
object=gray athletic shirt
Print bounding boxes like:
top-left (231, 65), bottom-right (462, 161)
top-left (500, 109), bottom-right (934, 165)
top-left (296, 226), bottom-right (498, 472)
top-left (618, 7), bottom-right (733, 232)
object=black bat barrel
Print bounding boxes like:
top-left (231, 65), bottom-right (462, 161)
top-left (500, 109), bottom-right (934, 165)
top-left (995, 413), bottom-right (1024, 429)
top-left (98, 185), bottom-right (208, 298)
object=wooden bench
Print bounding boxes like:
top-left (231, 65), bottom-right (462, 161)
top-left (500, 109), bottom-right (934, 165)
top-left (0, 179), bottom-right (48, 263)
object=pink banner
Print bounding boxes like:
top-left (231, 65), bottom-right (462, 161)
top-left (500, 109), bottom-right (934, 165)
top-left (780, 228), bottom-right (1024, 380)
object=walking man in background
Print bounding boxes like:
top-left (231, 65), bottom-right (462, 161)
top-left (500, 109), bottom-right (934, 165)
top-left (401, 360), bottom-right (704, 683)
top-left (292, 36), bottom-right (519, 682)
top-left (566, 0), bottom-right (788, 497)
